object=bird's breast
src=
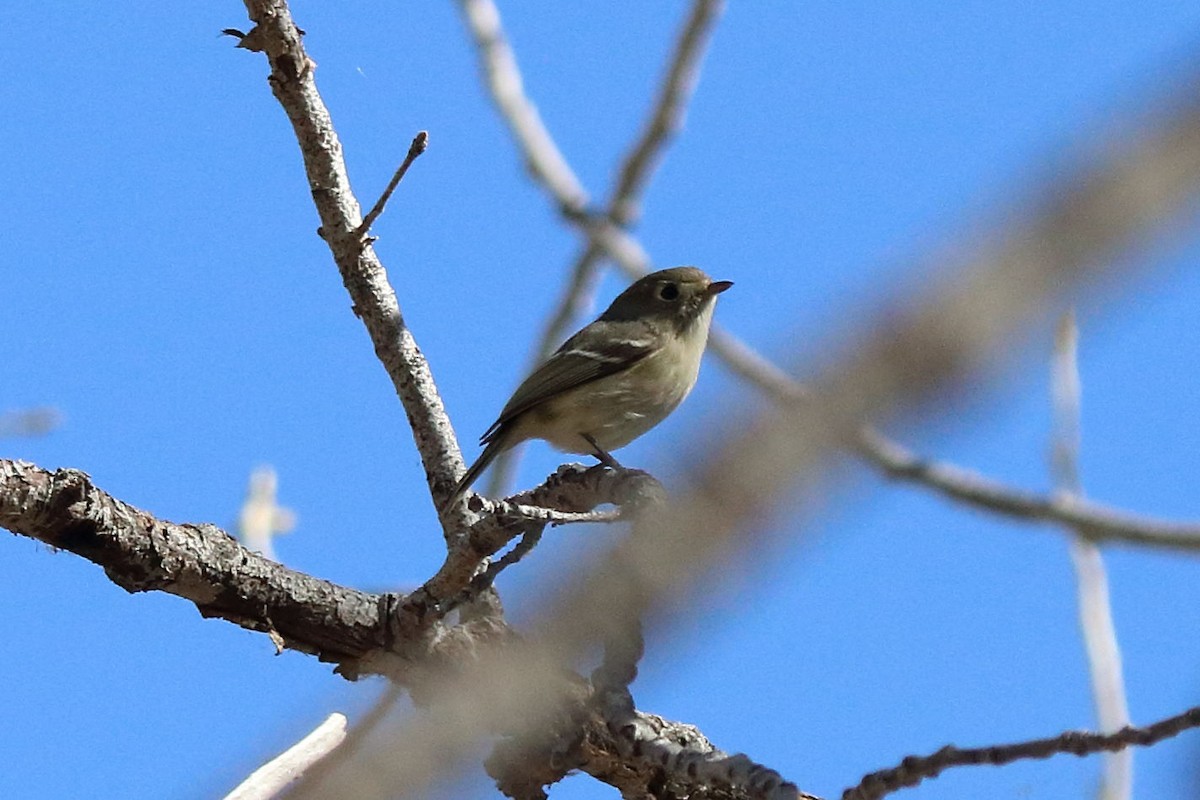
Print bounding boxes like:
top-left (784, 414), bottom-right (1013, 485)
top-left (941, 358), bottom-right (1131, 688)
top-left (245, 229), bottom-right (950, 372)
top-left (528, 330), bottom-right (707, 453)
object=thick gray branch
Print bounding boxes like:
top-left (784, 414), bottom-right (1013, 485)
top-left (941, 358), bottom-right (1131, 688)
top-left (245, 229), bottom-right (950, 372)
top-left (490, 705), bottom-right (821, 800)
top-left (0, 458), bottom-right (652, 676)
top-left (0, 459), bottom-right (388, 664)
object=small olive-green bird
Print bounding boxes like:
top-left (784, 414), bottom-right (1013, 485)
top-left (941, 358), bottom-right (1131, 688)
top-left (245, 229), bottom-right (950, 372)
top-left (445, 266), bottom-right (732, 509)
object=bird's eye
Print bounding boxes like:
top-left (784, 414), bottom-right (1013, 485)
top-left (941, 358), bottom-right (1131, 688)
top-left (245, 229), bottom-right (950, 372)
top-left (657, 282), bottom-right (680, 301)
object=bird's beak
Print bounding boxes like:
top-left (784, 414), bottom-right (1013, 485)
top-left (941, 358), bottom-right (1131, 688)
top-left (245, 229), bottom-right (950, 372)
top-left (706, 280), bottom-right (734, 296)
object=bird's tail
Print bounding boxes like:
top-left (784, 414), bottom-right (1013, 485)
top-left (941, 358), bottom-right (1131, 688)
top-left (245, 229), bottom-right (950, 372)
top-left (441, 431), bottom-right (510, 513)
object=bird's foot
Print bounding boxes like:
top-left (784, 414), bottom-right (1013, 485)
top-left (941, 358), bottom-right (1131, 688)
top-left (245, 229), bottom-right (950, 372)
top-left (583, 433), bottom-right (624, 470)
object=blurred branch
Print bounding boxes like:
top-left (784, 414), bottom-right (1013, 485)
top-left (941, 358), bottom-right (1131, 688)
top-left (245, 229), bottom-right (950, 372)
top-left (0, 407), bottom-right (62, 438)
top-left (454, 0), bottom-right (795, 393)
top-left (609, 0), bottom-right (725, 225)
top-left (841, 704), bottom-right (1200, 800)
top-left (234, 1), bottom-right (466, 522)
top-left (1052, 310), bottom-right (1132, 800)
top-left (236, 465), bottom-right (296, 562)
top-left (483, 0), bottom-right (725, 497)
top-left (285, 686), bottom-right (402, 798)
top-left (225, 712), bottom-right (347, 800)
top-left (457, 0), bottom-right (589, 214)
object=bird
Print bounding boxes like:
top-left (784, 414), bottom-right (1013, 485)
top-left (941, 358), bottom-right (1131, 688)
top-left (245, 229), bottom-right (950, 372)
top-left (444, 266), bottom-right (732, 510)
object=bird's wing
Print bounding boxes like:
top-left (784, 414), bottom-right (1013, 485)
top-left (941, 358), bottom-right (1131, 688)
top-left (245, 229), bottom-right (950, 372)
top-left (480, 321), bottom-right (657, 444)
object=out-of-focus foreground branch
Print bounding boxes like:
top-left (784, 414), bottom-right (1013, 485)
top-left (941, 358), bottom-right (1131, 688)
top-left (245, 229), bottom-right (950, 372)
top-left (0, 407), bottom-right (61, 438)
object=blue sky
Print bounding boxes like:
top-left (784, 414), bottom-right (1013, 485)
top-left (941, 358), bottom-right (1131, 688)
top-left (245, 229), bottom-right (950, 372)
top-left (4, 2), bottom-right (1200, 798)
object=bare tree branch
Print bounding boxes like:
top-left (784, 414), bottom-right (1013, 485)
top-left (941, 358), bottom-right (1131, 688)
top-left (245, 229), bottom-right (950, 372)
top-left (841, 704), bottom-right (1200, 800)
top-left (402, 465), bottom-right (663, 626)
top-left (457, 0), bottom-right (589, 215)
top-left (609, 0), bottom-right (725, 225)
top-left (0, 460), bottom-right (388, 664)
top-left (574, 709), bottom-right (821, 800)
top-left (356, 130), bottom-right (429, 239)
top-left (0, 459), bottom-right (771, 800)
top-left (1052, 310), bottom-right (1132, 800)
top-left (225, 712), bottom-right (347, 800)
top-left (855, 427), bottom-right (1200, 550)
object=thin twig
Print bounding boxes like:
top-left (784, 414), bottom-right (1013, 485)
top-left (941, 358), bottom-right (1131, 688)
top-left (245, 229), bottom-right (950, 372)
top-left (609, 0), bottom-right (725, 226)
top-left (356, 131), bottom-right (429, 239)
top-left (855, 427), bottom-right (1200, 550)
top-left (224, 713), bottom-right (347, 800)
top-left (466, 526), bottom-right (544, 597)
top-left (842, 704), bottom-right (1200, 800)
top-left (1052, 310), bottom-right (1132, 800)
